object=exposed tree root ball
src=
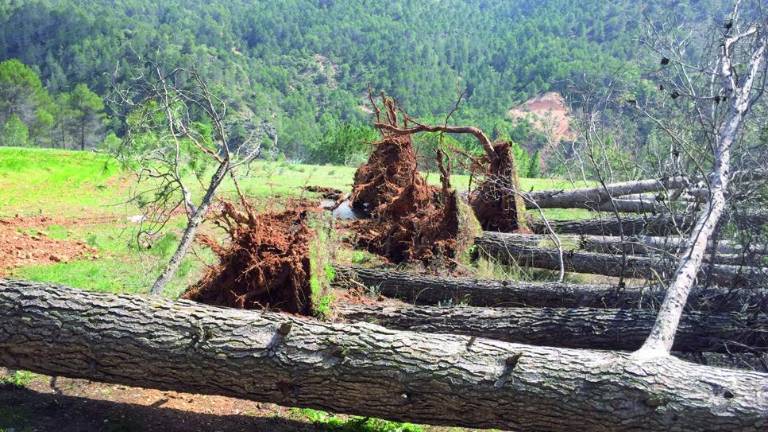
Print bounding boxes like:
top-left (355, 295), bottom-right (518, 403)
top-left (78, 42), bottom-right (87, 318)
top-left (470, 142), bottom-right (529, 233)
top-left (350, 136), bottom-right (480, 265)
top-left (350, 135), bottom-right (429, 215)
top-left (182, 202), bottom-right (314, 315)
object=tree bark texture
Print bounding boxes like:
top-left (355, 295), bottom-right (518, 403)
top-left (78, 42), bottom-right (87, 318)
top-left (334, 303), bottom-right (768, 353)
top-left (476, 233), bottom-right (768, 287)
top-left (1, 279), bottom-right (767, 431)
top-left (485, 233), bottom-right (767, 266)
top-left (529, 214), bottom-right (696, 236)
top-left (334, 266), bottom-right (768, 312)
top-left (524, 177), bottom-right (689, 209)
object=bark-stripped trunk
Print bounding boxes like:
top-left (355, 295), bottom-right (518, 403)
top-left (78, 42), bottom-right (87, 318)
top-left (475, 233), bottom-right (768, 286)
top-left (335, 303), bottom-right (768, 353)
top-left (0, 280), bottom-right (767, 431)
top-left (524, 177), bottom-right (689, 209)
top-left (334, 266), bottom-right (768, 311)
top-left (637, 28), bottom-right (768, 357)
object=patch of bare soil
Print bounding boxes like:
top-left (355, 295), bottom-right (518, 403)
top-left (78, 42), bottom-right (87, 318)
top-left (508, 91), bottom-right (575, 143)
top-left (470, 142), bottom-right (530, 233)
top-left (0, 370), bottom-right (314, 432)
top-left (508, 92), bottom-right (575, 169)
top-left (182, 202), bottom-right (315, 315)
top-left (0, 217), bottom-right (95, 276)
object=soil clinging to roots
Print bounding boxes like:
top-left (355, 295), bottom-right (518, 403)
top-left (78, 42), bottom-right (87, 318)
top-left (182, 202), bottom-right (314, 315)
top-left (350, 135), bottom-right (475, 265)
top-left (470, 141), bottom-right (529, 233)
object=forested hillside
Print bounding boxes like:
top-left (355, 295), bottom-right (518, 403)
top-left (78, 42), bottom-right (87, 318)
top-left (0, 0), bottom-right (731, 164)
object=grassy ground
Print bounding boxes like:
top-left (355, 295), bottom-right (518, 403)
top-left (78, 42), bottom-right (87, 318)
top-left (1, 146), bottom-right (589, 431)
top-left (1, 146), bottom-right (591, 293)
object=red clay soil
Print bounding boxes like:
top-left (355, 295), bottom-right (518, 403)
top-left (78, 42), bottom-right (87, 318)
top-left (350, 135), bottom-right (461, 264)
top-left (470, 142), bottom-right (529, 233)
top-left (182, 202), bottom-right (314, 315)
top-left (0, 216), bottom-right (95, 276)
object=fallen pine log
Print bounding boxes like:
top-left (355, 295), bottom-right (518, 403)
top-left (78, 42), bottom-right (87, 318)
top-left (489, 233), bottom-right (766, 266)
top-left (335, 303), bottom-right (768, 353)
top-left (1, 280), bottom-right (767, 431)
top-left (527, 211), bottom-right (764, 236)
top-left (576, 234), bottom-right (768, 256)
top-left (529, 214), bottom-right (695, 236)
top-left (334, 266), bottom-right (768, 311)
top-left (476, 233), bottom-right (768, 287)
top-left (524, 177), bottom-right (689, 209)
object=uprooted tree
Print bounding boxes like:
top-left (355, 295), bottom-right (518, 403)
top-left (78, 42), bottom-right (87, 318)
top-left (349, 94), bottom-right (481, 264)
top-left (349, 92), bottom-right (534, 265)
top-left (181, 201), bottom-right (315, 315)
top-left (113, 60), bottom-right (272, 295)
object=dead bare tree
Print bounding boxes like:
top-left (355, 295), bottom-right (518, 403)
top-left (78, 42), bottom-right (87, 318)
top-left (635, 1), bottom-right (768, 357)
top-left (113, 61), bottom-right (272, 295)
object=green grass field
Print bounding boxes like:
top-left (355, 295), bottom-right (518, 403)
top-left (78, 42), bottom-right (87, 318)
top-left (1, 146), bottom-right (591, 294)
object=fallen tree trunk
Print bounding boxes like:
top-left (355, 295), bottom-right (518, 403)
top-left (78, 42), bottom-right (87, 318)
top-left (578, 234), bottom-right (768, 256)
top-left (524, 177), bottom-right (689, 209)
top-left (476, 233), bottom-right (768, 287)
top-left (492, 233), bottom-right (766, 266)
top-left (529, 214), bottom-right (695, 236)
top-left (335, 303), bottom-right (768, 353)
top-left (1, 280), bottom-right (767, 431)
top-left (334, 266), bottom-right (768, 311)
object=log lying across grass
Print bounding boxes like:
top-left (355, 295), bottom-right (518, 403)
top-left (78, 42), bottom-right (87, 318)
top-left (529, 214), bottom-right (695, 236)
top-left (334, 266), bottom-right (768, 311)
top-left (524, 177), bottom-right (689, 209)
top-left (476, 233), bottom-right (768, 287)
top-left (335, 303), bottom-right (768, 353)
top-left (528, 211), bottom-right (766, 236)
top-left (1, 280), bottom-right (767, 431)
top-left (488, 233), bottom-right (767, 266)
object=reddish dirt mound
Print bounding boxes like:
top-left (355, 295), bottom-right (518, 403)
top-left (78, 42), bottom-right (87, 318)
top-left (182, 202), bottom-right (314, 315)
top-left (350, 134), bottom-right (428, 215)
top-left (508, 92), bottom-right (575, 143)
top-left (350, 135), bottom-right (466, 264)
top-left (470, 142), bottom-right (529, 233)
top-left (0, 217), bottom-right (95, 276)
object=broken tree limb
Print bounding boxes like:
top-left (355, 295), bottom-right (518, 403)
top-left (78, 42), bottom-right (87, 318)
top-left (334, 266), bottom-right (768, 312)
top-left (1, 279), bottom-right (767, 431)
top-left (475, 233), bottom-right (768, 287)
top-left (334, 303), bottom-right (768, 353)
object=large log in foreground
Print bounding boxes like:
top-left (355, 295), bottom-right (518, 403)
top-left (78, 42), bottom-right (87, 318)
top-left (476, 233), bottom-right (768, 287)
top-left (334, 266), bottom-right (768, 311)
top-left (2, 280), bottom-right (768, 431)
top-left (335, 303), bottom-right (768, 353)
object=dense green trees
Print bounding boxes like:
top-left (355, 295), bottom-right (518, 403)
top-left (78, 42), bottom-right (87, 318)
top-left (0, 0), bottom-right (733, 166)
top-left (0, 59), bottom-right (106, 149)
